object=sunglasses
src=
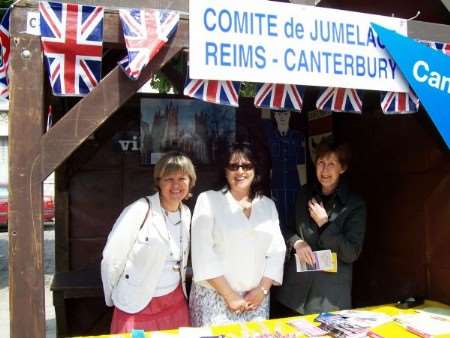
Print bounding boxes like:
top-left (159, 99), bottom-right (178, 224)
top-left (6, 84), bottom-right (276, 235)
top-left (226, 163), bottom-right (254, 171)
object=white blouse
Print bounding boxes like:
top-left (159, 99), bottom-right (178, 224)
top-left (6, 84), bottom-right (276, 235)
top-left (154, 211), bottom-right (182, 296)
top-left (191, 190), bottom-right (286, 292)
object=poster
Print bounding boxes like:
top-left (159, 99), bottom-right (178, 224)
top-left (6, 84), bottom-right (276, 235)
top-left (141, 98), bottom-right (236, 165)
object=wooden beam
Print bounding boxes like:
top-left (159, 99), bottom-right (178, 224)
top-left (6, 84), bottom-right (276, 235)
top-left (40, 20), bottom-right (188, 180)
top-left (14, 2), bottom-right (124, 47)
top-left (19, 0), bottom-right (188, 12)
top-left (14, 2), bottom-right (186, 47)
top-left (408, 20), bottom-right (450, 42)
top-left (8, 6), bottom-right (46, 338)
top-left (440, 0), bottom-right (450, 13)
top-left (16, 1), bottom-right (450, 45)
top-left (289, 0), bottom-right (316, 5)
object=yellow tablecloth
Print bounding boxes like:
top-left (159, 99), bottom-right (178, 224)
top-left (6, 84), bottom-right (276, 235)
top-left (75, 300), bottom-right (450, 338)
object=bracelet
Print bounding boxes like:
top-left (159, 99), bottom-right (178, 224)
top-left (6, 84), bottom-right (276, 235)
top-left (260, 286), bottom-right (269, 296)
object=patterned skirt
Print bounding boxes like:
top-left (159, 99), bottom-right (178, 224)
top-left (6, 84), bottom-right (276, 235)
top-left (110, 284), bottom-right (190, 334)
top-left (189, 282), bottom-right (269, 327)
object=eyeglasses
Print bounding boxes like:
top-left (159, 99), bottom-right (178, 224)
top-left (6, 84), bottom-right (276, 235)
top-left (226, 163), bottom-right (254, 171)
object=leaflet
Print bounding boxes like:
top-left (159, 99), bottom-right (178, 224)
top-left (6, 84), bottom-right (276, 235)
top-left (394, 312), bottom-right (450, 337)
top-left (287, 318), bottom-right (329, 336)
top-left (295, 250), bottom-right (336, 272)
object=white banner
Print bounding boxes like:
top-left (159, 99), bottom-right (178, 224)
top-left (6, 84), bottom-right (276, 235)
top-left (189, 0), bottom-right (409, 92)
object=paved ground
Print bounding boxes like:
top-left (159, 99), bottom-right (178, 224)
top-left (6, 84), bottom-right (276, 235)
top-left (0, 229), bottom-right (56, 338)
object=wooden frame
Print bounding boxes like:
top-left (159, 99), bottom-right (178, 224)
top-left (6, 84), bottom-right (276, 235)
top-left (7, 1), bottom-right (450, 337)
top-left (8, 2), bottom-right (187, 337)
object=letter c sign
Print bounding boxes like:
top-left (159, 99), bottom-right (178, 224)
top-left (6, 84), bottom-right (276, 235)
top-left (26, 11), bottom-right (41, 36)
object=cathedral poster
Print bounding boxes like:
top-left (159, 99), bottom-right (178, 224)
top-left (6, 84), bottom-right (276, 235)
top-left (140, 98), bottom-right (236, 165)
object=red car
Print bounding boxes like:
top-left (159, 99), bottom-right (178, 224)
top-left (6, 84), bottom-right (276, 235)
top-left (0, 184), bottom-right (55, 227)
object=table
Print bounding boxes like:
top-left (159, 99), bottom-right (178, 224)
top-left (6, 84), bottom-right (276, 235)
top-left (74, 300), bottom-right (450, 338)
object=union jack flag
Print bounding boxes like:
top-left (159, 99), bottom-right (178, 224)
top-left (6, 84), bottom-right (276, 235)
top-left (183, 77), bottom-right (240, 107)
top-left (119, 9), bottom-right (179, 80)
top-left (419, 40), bottom-right (450, 55)
top-left (0, 8), bottom-right (10, 99)
top-left (316, 87), bottom-right (363, 113)
top-left (46, 105), bottom-right (53, 132)
top-left (380, 90), bottom-right (419, 114)
top-left (39, 2), bottom-right (104, 96)
top-left (254, 83), bottom-right (304, 111)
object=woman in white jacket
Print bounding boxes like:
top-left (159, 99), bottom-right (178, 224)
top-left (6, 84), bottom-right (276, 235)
top-left (101, 152), bottom-right (196, 333)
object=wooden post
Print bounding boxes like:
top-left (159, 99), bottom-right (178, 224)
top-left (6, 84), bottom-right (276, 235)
top-left (8, 5), bottom-right (46, 338)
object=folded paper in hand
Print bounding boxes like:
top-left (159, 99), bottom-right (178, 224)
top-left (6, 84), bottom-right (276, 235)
top-left (295, 250), bottom-right (337, 272)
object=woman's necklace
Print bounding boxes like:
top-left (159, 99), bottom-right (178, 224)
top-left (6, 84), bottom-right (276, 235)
top-left (161, 205), bottom-right (183, 271)
top-left (163, 207), bottom-right (182, 225)
top-left (233, 194), bottom-right (252, 218)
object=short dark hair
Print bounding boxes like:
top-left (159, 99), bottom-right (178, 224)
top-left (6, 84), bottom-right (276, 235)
top-left (218, 142), bottom-right (264, 200)
top-left (315, 136), bottom-right (351, 169)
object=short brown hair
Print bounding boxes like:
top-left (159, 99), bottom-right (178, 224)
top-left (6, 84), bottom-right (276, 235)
top-left (153, 151), bottom-right (197, 198)
top-left (315, 137), bottom-right (351, 169)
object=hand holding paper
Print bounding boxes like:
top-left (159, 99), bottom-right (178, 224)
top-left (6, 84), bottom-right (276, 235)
top-left (295, 249), bottom-right (337, 272)
top-left (294, 240), bottom-right (316, 266)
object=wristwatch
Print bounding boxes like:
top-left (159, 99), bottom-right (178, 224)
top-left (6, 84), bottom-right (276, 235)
top-left (260, 286), bottom-right (269, 296)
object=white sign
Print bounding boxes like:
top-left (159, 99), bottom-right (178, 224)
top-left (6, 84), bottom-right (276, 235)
top-left (26, 11), bottom-right (40, 36)
top-left (189, 0), bottom-right (409, 92)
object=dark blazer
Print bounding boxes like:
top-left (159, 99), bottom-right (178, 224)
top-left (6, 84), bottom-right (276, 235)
top-left (274, 180), bottom-right (366, 314)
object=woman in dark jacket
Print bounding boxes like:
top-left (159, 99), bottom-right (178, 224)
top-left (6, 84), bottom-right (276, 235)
top-left (274, 138), bottom-right (366, 314)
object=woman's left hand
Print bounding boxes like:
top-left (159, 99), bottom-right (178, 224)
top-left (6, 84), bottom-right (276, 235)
top-left (243, 287), bottom-right (265, 311)
top-left (308, 198), bottom-right (328, 227)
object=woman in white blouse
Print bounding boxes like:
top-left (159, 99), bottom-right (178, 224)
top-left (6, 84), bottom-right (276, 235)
top-left (190, 142), bottom-right (286, 326)
top-left (101, 152), bottom-right (196, 333)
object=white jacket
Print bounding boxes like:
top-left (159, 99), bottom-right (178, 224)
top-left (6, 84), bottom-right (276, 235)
top-left (101, 193), bottom-right (191, 314)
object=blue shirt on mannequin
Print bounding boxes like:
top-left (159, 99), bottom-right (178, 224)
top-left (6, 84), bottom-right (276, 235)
top-left (263, 119), bottom-right (306, 235)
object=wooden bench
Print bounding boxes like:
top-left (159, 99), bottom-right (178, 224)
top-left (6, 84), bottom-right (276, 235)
top-left (51, 266), bottom-right (194, 337)
top-left (51, 267), bottom-right (105, 338)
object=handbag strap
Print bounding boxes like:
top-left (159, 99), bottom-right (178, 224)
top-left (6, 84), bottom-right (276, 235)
top-left (108, 197), bottom-right (151, 292)
top-left (139, 197), bottom-right (151, 230)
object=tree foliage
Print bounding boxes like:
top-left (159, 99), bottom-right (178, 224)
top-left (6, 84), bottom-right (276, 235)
top-left (240, 82), bottom-right (256, 97)
top-left (149, 52), bottom-right (257, 98)
top-left (0, 0), bottom-right (12, 17)
top-left (150, 72), bottom-right (173, 94)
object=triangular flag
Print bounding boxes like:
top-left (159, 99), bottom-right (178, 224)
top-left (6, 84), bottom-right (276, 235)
top-left (0, 8), bottom-right (10, 99)
top-left (380, 90), bottom-right (419, 114)
top-left (39, 2), bottom-right (104, 96)
top-left (316, 87), bottom-right (363, 113)
top-left (119, 8), bottom-right (179, 80)
top-left (372, 23), bottom-right (450, 148)
top-left (254, 83), bottom-right (304, 112)
top-left (183, 76), bottom-right (240, 107)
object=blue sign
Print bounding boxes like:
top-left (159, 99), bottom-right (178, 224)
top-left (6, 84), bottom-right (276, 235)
top-left (371, 23), bottom-right (450, 148)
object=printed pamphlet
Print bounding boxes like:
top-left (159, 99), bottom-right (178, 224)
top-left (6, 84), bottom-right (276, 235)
top-left (287, 318), bottom-right (329, 336)
top-left (394, 312), bottom-right (450, 337)
top-left (295, 250), bottom-right (336, 272)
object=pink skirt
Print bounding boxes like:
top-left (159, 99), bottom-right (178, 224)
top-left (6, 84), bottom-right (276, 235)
top-left (110, 284), bottom-right (191, 334)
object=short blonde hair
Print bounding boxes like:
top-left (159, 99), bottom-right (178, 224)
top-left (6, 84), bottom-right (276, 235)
top-left (153, 151), bottom-right (197, 198)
